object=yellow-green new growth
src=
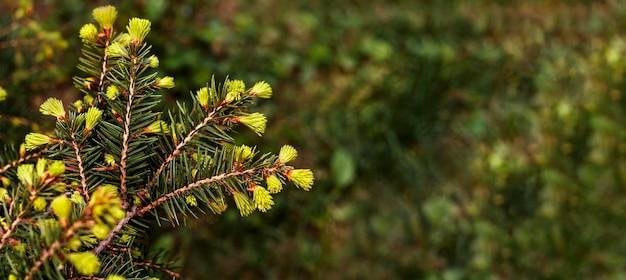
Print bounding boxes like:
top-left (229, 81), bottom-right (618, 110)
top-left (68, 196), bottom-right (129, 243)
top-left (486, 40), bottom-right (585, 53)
top-left (148, 55), bottom-right (159, 68)
top-left (25, 133), bottom-right (51, 150)
top-left (106, 275), bottom-right (126, 280)
top-left (67, 252), bottom-right (101, 276)
top-left (145, 120), bottom-right (169, 134)
top-left (266, 174), bottom-right (282, 194)
top-left (127, 18), bottom-right (151, 44)
top-left (107, 42), bottom-right (127, 58)
top-left (253, 186), bottom-right (274, 212)
top-left (186, 195), bottom-right (198, 206)
top-left (233, 192), bottom-right (255, 217)
top-left (92, 5), bottom-right (117, 29)
top-left (287, 169), bottom-right (314, 191)
top-left (48, 160), bottom-right (65, 177)
top-left (250, 81), bottom-right (272, 98)
top-left (51, 196), bottom-right (72, 219)
top-left (156, 76), bottom-right (175, 89)
top-left (106, 85), bottom-right (120, 100)
top-left (91, 223), bottom-right (111, 240)
top-left (33, 197), bottom-right (47, 211)
top-left (85, 107), bottom-right (103, 131)
top-left (17, 164), bottom-right (34, 187)
top-left (235, 145), bottom-right (253, 162)
top-left (40, 97), bottom-right (66, 119)
top-left (36, 158), bottom-right (47, 178)
top-left (0, 188), bottom-right (9, 202)
top-left (238, 112), bottom-right (267, 136)
top-left (105, 154), bottom-right (116, 166)
top-left (79, 23), bottom-right (98, 43)
top-left (279, 145), bottom-right (298, 164)
top-left (196, 87), bottom-right (210, 108)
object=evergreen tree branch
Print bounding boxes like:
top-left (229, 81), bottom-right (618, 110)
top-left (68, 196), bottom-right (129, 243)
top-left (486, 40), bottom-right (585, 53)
top-left (0, 215), bottom-right (25, 250)
top-left (0, 148), bottom-right (47, 174)
top-left (149, 105), bottom-right (224, 188)
top-left (97, 30), bottom-right (112, 94)
top-left (69, 137), bottom-right (89, 200)
top-left (119, 61), bottom-right (140, 209)
top-left (138, 168), bottom-right (264, 216)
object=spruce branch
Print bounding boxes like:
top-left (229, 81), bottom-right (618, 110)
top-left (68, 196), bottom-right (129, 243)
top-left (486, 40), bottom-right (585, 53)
top-left (119, 60), bottom-right (140, 209)
top-left (135, 261), bottom-right (182, 279)
top-left (0, 148), bottom-right (47, 174)
top-left (69, 137), bottom-right (89, 199)
top-left (93, 206), bottom-right (137, 254)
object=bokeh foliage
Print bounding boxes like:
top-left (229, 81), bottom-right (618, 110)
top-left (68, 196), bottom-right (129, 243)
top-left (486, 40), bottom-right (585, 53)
top-left (3, 0), bottom-right (626, 279)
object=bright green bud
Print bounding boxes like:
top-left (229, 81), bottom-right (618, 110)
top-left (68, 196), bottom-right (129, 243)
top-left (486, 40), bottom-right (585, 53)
top-left (156, 76), bottom-right (175, 89)
top-left (127, 18), bottom-right (151, 44)
top-left (84, 94), bottom-right (95, 106)
top-left (279, 145), bottom-right (297, 164)
top-left (92, 5), bottom-right (117, 29)
top-left (225, 91), bottom-right (241, 103)
top-left (34, 197), bottom-right (47, 211)
top-left (105, 154), bottom-right (116, 166)
top-left (74, 99), bottom-right (84, 110)
top-left (227, 79), bottom-right (245, 94)
top-left (233, 192), bottom-right (254, 217)
top-left (0, 87), bottom-right (6, 102)
top-left (53, 182), bottom-right (67, 192)
top-left (145, 120), bottom-right (169, 134)
top-left (0, 188), bottom-right (9, 202)
top-left (186, 195), bottom-right (198, 206)
top-left (9, 275), bottom-right (17, 280)
top-left (17, 164), bottom-right (34, 187)
top-left (210, 200), bottom-right (227, 214)
top-left (40, 97), bottom-right (65, 119)
top-left (25, 133), bottom-right (51, 150)
top-left (237, 113), bottom-right (267, 136)
top-left (116, 33), bottom-right (132, 46)
top-left (67, 252), bottom-right (101, 276)
top-left (253, 186), bottom-right (274, 212)
top-left (250, 81), bottom-right (272, 98)
top-left (36, 158), bottom-right (47, 178)
top-left (91, 223), bottom-right (111, 240)
top-left (70, 191), bottom-right (85, 206)
top-left (196, 87), bottom-right (210, 108)
top-left (148, 55), bottom-right (159, 68)
top-left (68, 237), bottom-right (82, 251)
top-left (110, 206), bottom-right (126, 220)
top-left (79, 23), bottom-right (98, 43)
top-left (105, 85), bottom-right (120, 100)
top-left (85, 107), bottom-right (103, 130)
top-left (106, 275), bottom-right (126, 280)
top-left (235, 145), bottom-right (253, 162)
top-left (107, 42), bottom-right (127, 58)
top-left (120, 233), bottom-right (132, 243)
top-left (266, 175), bottom-right (282, 194)
top-left (51, 196), bottom-right (72, 221)
top-left (287, 169), bottom-right (314, 191)
top-left (48, 161), bottom-right (66, 177)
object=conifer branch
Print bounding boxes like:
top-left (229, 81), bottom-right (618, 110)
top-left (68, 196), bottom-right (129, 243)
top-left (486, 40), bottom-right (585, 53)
top-left (139, 168), bottom-right (260, 216)
top-left (0, 215), bottom-right (24, 250)
top-left (97, 30), bottom-right (112, 93)
top-left (70, 137), bottom-right (89, 199)
top-left (119, 61), bottom-right (140, 209)
top-left (136, 260), bottom-right (182, 279)
top-left (0, 148), bottom-right (47, 174)
top-left (149, 105), bottom-right (224, 188)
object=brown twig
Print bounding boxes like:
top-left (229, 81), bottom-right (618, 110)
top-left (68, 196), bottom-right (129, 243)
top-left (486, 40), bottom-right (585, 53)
top-left (25, 221), bottom-right (86, 280)
top-left (0, 148), bottom-right (47, 174)
top-left (93, 206), bottom-right (137, 254)
top-left (136, 260), bottom-right (182, 279)
top-left (119, 61), bottom-right (140, 209)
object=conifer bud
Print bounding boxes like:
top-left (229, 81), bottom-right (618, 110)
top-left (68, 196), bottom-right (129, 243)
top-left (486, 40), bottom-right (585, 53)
top-left (40, 97), bottom-right (65, 119)
top-left (196, 87), bottom-right (210, 108)
top-left (91, 223), bottom-right (111, 240)
top-left (237, 112), bottom-right (267, 136)
top-left (79, 23), bottom-right (98, 43)
top-left (36, 158), bottom-right (47, 179)
top-left (1, 176), bottom-right (10, 187)
top-left (148, 55), bottom-right (159, 68)
top-left (0, 188), bottom-right (9, 202)
top-left (67, 252), bottom-right (101, 276)
top-left (0, 87), bottom-right (6, 102)
top-left (92, 5), bottom-right (117, 29)
top-left (235, 145), bottom-right (253, 162)
top-left (253, 186), bottom-right (274, 212)
top-left (17, 164), bottom-right (34, 187)
top-left (105, 154), bottom-right (116, 166)
top-left (24, 133), bottom-right (51, 151)
top-left (74, 99), bottom-right (84, 111)
top-left (48, 160), bottom-right (66, 177)
top-left (85, 107), bottom-right (103, 131)
top-left (286, 169), bottom-right (314, 191)
top-left (145, 120), bottom-right (169, 134)
top-left (233, 192), bottom-right (254, 217)
top-left (106, 85), bottom-right (120, 100)
top-left (116, 33), bottom-right (132, 46)
top-left (156, 76), bottom-right (175, 89)
top-left (107, 42), bottom-right (127, 58)
top-left (33, 197), bottom-right (47, 211)
top-left (279, 145), bottom-right (298, 164)
top-left (51, 196), bottom-right (72, 222)
top-left (106, 275), bottom-right (126, 280)
top-left (127, 18), bottom-right (151, 44)
top-left (70, 191), bottom-right (85, 205)
top-left (266, 174), bottom-right (282, 194)
top-left (250, 81), bottom-right (272, 98)
top-left (186, 195), bottom-right (198, 206)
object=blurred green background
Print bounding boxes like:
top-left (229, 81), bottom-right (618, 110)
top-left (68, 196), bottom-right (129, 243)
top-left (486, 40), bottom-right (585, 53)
top-left (3, 0), bottom-right (626, 278)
